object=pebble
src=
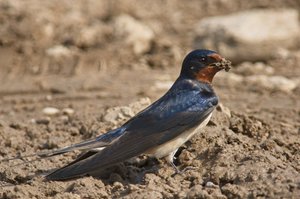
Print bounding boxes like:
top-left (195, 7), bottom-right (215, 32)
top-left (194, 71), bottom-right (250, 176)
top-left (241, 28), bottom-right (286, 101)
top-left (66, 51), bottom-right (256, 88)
top-left (62, 108), bottom-right (75, 116)
top-left (42, 107), bottom-right (60, 115)
top-left (205, 181), bottom-right (219, 188)
top-left (34, 117), bottom-right (51, 125)
top-left (46, 45), bottom-right (72, 59)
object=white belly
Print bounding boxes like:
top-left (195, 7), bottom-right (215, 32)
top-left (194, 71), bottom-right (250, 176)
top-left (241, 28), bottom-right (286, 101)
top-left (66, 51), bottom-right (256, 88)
top-left (146, 113), bottom-right (212, 159)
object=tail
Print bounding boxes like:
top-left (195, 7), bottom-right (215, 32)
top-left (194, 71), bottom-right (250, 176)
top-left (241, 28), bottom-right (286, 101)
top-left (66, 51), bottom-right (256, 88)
top-left (45, 147), bottom-right (130, 181)
top-left (1, 128), bottom-right (124, 163)
top-left (45, 130), bottom-right (144, 181)
top-left (45, 151), bottom-right (100, 180)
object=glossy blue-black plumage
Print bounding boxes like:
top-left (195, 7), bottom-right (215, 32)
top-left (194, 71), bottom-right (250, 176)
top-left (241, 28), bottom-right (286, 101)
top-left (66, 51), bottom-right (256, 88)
top-left (46, 77), bottom-right (218, 180)
top-left (45, 49), bottom-right (222, 180)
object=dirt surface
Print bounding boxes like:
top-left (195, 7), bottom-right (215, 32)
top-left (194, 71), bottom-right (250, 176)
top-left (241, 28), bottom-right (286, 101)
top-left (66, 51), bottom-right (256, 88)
top-left (0, 0), bottom-right (300, 198)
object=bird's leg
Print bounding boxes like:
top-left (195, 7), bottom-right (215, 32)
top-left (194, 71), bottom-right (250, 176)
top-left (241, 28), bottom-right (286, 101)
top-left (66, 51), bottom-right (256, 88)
top-left (166, 149), bottom-right (197, 175)
top-left (169, 161), bottom-right (197, 175)
top-left (165, 149), bottom-right (181, 174)
top-left (169, 160), bottom-right (181, 174)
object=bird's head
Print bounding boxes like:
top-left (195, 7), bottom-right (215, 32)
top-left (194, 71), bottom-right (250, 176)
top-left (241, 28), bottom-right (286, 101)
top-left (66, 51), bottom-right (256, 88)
top-left (180, 49), bottom-right (231, 83)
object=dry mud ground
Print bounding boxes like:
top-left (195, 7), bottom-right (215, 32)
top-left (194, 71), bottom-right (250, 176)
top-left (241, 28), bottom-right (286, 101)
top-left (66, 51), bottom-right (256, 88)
top-left (0, 1), bottom-right (300, 198)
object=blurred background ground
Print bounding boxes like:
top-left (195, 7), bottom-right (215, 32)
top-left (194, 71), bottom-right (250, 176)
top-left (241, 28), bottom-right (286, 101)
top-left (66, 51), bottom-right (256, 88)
top-left (0, 0), bottom-right (299, 198)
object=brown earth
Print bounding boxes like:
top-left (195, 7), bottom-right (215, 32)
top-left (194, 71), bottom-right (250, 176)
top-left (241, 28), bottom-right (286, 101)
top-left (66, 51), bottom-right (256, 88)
top-left (0, 0), bottom-right (299, 198)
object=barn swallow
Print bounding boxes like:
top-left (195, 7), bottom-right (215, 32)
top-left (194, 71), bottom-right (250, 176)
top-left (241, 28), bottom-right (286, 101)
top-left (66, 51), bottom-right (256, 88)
top-left (3, 49), bottom-right (231, 180)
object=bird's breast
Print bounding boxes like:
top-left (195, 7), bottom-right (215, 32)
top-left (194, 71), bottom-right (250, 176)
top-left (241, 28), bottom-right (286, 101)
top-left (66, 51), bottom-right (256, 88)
top-left (145, 113), bottom-right (212, 158)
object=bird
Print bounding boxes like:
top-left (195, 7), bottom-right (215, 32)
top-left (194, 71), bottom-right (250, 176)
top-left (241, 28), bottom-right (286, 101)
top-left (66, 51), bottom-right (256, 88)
top-left (3, 49), bottom-right (231, 180)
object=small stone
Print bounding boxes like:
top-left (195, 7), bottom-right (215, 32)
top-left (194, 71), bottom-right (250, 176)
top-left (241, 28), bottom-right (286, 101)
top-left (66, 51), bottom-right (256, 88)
top-left (35, 117), bottom-right (51, 125)
top-left (42, 107), bottom-right (60, 115)
top-left (62, 108), bottom-right (75, 116)
top-left (46, 45), bottom-right (72, 59)
top-left (205, 181), bottom-right (218, 188)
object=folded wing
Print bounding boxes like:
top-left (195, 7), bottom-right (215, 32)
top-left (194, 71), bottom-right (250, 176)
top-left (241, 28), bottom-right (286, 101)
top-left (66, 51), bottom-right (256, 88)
top-left (46, 80), bottom-right (218, 180)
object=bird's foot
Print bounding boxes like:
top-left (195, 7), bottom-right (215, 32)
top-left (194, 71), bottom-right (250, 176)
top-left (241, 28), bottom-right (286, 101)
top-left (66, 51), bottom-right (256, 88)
top-left (169, 161), bottom-right (197, 176)
top-left (179, 166), bottom-right (197, 173)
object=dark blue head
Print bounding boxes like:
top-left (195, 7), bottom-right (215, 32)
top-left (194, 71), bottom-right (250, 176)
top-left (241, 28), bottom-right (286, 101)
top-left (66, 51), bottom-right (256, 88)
top-left (180, 49), bottom-right (229, 83)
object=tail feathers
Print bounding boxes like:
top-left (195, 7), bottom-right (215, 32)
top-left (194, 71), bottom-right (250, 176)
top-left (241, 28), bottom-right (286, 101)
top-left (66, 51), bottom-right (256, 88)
top-left (0, 138), bottom-right (105, 163)
top-left (38, 138), bottom-right (107, 157)
top-left (1, 128), bottom-right (124, 163)
top-left (45, 152), bottom-right (99, 181)
top-left (45, 141), bottom-right (129, 181)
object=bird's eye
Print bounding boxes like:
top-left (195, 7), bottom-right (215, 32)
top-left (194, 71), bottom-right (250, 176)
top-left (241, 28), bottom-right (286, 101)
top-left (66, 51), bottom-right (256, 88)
top-left (200, 57), bottom-right (207, 62)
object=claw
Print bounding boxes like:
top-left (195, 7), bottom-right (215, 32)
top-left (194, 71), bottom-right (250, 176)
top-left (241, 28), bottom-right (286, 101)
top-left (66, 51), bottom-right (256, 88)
top-left (170, 163), bottom-right (197, 176)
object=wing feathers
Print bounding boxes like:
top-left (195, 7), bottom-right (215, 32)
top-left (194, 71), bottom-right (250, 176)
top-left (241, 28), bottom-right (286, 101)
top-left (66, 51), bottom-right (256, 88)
top-left (46, 80), bottom-right (218, 180)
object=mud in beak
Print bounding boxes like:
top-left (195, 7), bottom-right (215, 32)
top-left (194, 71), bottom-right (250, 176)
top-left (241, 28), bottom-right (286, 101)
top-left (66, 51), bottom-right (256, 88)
top-left (208, 53), bottom-right (232, 72)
